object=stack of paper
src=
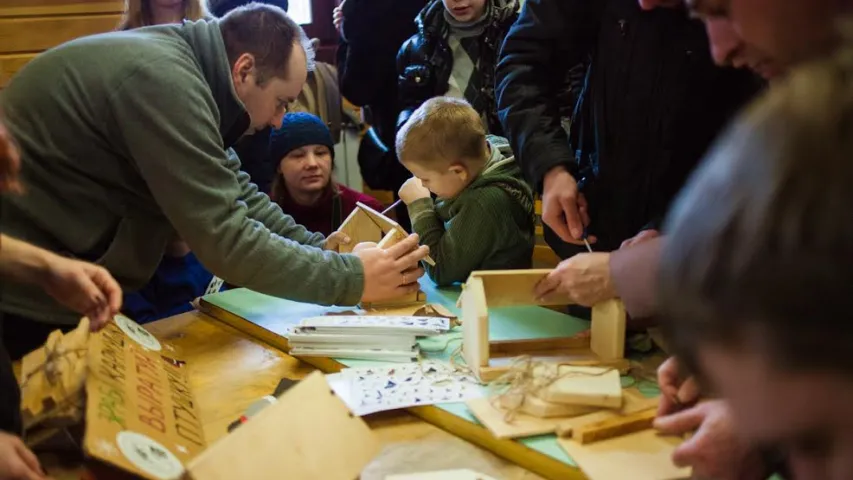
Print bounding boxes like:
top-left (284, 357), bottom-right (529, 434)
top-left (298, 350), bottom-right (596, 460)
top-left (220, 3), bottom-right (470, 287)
top-left (287, 316), bottom-right (451, 362)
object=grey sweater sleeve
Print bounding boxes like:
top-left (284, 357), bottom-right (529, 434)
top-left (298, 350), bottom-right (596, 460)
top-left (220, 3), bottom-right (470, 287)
top-left (112, 64), bottom-right (363, 306)
top-left (226, 148), bottom-right (326, 249)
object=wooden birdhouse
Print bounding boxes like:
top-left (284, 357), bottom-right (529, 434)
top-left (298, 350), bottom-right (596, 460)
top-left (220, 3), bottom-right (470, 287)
top-left (460, 270), bottom-right (627, 382)
top-left (336, 202), bottom-right (435, 309)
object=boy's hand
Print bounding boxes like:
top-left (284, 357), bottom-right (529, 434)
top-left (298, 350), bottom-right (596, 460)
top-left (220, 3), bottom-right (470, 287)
top-left (0, 432), bottom-right (46, 480)
top-left (398, 178), bottom-right (430, 205)
top-left (324, 231), bottom-right (351, 251)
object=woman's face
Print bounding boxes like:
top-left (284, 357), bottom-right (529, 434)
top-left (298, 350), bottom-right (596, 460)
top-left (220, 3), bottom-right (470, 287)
top-left (278, 144), bottom-right (333, 199)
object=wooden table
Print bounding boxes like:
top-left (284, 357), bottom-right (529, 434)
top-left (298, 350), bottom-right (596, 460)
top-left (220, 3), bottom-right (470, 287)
top-left (106, 311), bottom-right (544, 479)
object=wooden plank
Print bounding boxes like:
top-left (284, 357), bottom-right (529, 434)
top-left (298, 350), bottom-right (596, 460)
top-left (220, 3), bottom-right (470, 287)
top-left (186, 372), bottom-right (379, 480)
top-left (574, 409), bottom-right (657, 444)
top-left (590, 299), bottom-right (626, 361)
top-left (0, 53), bottom-right (34, 88)
top-left (489, 335), bottom-right (590, 356)
top-left (462, 276), bottom-right (489, 371)
top-left (470, 270), bottom-right (571, 308)
top-left (0, 0), bottom-right (123, 17)
top-left (0, 15), bottom-right (120, 54)
top-left (337, 207), bottom-right (383, 253)
top-left (536, 366), bottom-right (622, 408)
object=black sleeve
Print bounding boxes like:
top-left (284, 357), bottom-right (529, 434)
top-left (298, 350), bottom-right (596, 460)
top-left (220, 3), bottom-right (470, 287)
top-left (495, 0), bottom-right (601, 190)
top-left (395, 37), bottom-right (424, 131)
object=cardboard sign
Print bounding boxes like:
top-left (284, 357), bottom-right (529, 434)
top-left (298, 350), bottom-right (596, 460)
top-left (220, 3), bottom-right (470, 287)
top-left (83, 316), bottom-right (206, 480)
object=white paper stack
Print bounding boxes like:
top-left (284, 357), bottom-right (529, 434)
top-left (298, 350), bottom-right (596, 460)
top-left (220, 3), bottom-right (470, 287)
top-left (287, 316), bottom-right (451, 363)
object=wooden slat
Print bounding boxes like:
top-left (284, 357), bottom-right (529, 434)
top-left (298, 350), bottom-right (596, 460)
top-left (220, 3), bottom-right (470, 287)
top-left (0, 53), bottom-right (34, 87)
top-left (0, 14), bottom-right (120, 54)
top-left (0, 0), bottom-right (123, 17)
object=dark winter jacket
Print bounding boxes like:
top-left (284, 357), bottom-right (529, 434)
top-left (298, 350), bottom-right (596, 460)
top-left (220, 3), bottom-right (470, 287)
top-left (496, 0), bottom-right (763, 251)
top-left (336, 0), bottom-right (424, 201)
top-left (397, 0), bottom-right (519, 135)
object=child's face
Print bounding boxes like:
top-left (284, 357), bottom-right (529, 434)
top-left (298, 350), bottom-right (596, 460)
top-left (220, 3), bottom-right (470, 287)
top-left (278, 144), bottom-right (333, 197)
top-left (700, 341), bottom-right (853, 480)
top-left (403, 159), bottom-right (470, 199)
top-left (442, 0), bottom-right (487, 22)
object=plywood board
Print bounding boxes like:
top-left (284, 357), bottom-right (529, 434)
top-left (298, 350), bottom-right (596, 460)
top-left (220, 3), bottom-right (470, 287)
top-left (590, 299), bottom-right (626, 360)
top-left (467, 389), bottom-right (658, 440)
top-left (472, 270), bottom-right (571, 307)
top-left (558, 430), bottom-right (690, 480)
top-left (462, 276), bottom-right (488, 370)
top-left (337, 207), bottom-right (383, 253)
top-left (186, 372), bottom-right (379, 480)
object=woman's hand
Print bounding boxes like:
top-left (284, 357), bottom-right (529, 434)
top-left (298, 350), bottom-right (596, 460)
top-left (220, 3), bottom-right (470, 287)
top-left (324, 231), bottom-right (352, 251)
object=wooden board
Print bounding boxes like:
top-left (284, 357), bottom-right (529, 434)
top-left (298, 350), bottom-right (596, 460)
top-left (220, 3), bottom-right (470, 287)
top-left (473, 270), bottom-right (571, 308)
top-left (574, 409), bottom-right (657, 444)
top-left (337, 207), bottom-right (383, 253)
top-left (386, 470), bottom-right (499, 480)
top-left (462, 276), bottom-right (488, 370)
top-left (536, 366), bottom-right (622, 409)
top-left (466, 389), bottom-right (658, 440)
top-left (590, 299), bottom-right (626, 361)
top-left (0, 53), bottom-right (35, 88)
top-left (186, 371), bottom-right (379, 480)
top-left (558, 430), bottom-right (689, 480)
top-left (0, 0), bottom-right (123, 17)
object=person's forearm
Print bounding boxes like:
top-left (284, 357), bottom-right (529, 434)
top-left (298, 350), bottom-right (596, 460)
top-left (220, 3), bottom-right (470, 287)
top-left (0, 234), bottom-right (52, 286)
top-left (609, 237), bottom-right (664, 319)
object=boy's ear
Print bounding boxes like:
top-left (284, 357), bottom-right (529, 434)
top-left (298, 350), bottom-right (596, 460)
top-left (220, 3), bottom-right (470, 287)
top-left (449, 163), bottom-right (468, 182)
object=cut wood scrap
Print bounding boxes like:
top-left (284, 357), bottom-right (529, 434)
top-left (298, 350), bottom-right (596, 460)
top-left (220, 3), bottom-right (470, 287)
top-left (590, 299), bottom-right (627, 360)
top-left (534, 365), bottom-right (622, 408)
top-left (557, 430), bottom-right (690, 480)
top-left (506, 394), bottom-right (597, 419)
top-left (555, 393), bottom-right (660, 438)
top-left (488, 335), bottom-right (590, 356)
top-left (574, 408), bottom-right (657, 444)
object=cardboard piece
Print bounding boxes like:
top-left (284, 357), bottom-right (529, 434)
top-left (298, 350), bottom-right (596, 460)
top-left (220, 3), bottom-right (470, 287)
top-left (558, 430), bottom-right (690, 480)
top-left (185, 371), bottom-right (379, 480)
top-left (83, 316), bottom-right (206, 480)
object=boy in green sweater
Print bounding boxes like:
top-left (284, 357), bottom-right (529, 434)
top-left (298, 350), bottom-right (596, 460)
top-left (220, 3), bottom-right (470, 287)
top-left (396, 97), bottom-right (535, 286)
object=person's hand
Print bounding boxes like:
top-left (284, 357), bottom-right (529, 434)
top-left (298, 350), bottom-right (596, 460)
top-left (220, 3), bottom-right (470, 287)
top-left (541, 167), bottom-right (595, 245)
top-left (0, 120), bottom-right (23, 195)
top-left (620, 229), bottom-right (660, 249)
top-left (41, 255), bottom-right (122, 331)
top-left (324, 231), bottom-right (351, 251)
top-left (534, 252), bottom-right (614, 305)
top-left (333, 0), bottom-right (346, 33)
top-left (655, 400), bottom-right (767, 480)
top-left (0, 432), bottom-right (46, 480)
top-left (657, 356), bottom-right (700, 416)
top-left (398, 177), bottom-right (431, 205)
top-left (356, 234), bottom-right (429, 302)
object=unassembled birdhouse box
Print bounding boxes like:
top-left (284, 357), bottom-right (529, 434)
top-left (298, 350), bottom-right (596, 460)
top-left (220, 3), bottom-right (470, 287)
top-left (460, 270), bottom-right (627, 382)
top-left (336, 202), bottom-right (435, 309)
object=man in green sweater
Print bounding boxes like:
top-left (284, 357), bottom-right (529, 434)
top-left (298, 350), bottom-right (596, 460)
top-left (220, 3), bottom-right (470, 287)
top-left (396, 97), bottom-right (535, 286)
top-left (0, 3), bottom-right (428, 357)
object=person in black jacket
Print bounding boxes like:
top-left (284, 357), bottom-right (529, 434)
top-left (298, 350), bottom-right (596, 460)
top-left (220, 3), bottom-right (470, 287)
top-left (397, 0), bottom-right (519, 136)
top-left (335, 0), bottom-right (425, 229)
top-left (496, 0), bottom-right (761, 259)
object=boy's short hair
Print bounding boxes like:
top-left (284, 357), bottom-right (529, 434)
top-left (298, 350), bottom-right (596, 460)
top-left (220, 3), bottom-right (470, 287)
top-left (396, 97), bottom-right (487, 169)
top-left (659, 53), bottom-right (853, 379)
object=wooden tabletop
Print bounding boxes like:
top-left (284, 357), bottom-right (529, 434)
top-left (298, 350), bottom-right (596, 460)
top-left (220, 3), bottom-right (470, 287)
top-left (141, 311), bottom-right (545, 479)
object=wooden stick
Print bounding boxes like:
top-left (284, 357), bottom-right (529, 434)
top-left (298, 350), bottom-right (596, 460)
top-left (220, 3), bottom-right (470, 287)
top-left (381, 199), bottom-right (403, 215)
top-left (574, 408), bottom-right (657, 444)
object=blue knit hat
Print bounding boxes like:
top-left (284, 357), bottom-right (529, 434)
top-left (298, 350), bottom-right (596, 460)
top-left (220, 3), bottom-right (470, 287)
top-left (269, 112), bottom-right (335, 161)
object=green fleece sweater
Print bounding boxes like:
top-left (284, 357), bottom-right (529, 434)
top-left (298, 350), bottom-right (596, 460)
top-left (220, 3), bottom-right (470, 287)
top-left (0, 21), bottom-right (364, 324)
top-left (407, 136), bottom-right (534, 286)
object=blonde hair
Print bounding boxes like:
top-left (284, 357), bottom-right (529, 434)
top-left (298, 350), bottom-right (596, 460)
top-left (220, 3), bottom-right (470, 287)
top-left (118, 0), bottom-right (209, 30)
top-left (396, 97), bottom-right (488, 169)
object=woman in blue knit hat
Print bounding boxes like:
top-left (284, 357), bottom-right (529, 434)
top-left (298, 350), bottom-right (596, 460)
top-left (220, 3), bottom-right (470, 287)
top-left (270, 113), bottom-right (384, 235)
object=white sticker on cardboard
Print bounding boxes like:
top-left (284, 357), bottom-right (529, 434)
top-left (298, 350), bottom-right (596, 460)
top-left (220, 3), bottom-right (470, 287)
top-left (114, 314), bottom-right (162, 351)
top-left (116, 431), bottom-right (184, 480)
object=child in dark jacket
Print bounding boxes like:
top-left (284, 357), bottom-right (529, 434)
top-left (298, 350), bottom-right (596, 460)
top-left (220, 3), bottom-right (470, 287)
top-left (396, 97), bottom-right (534, 286)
